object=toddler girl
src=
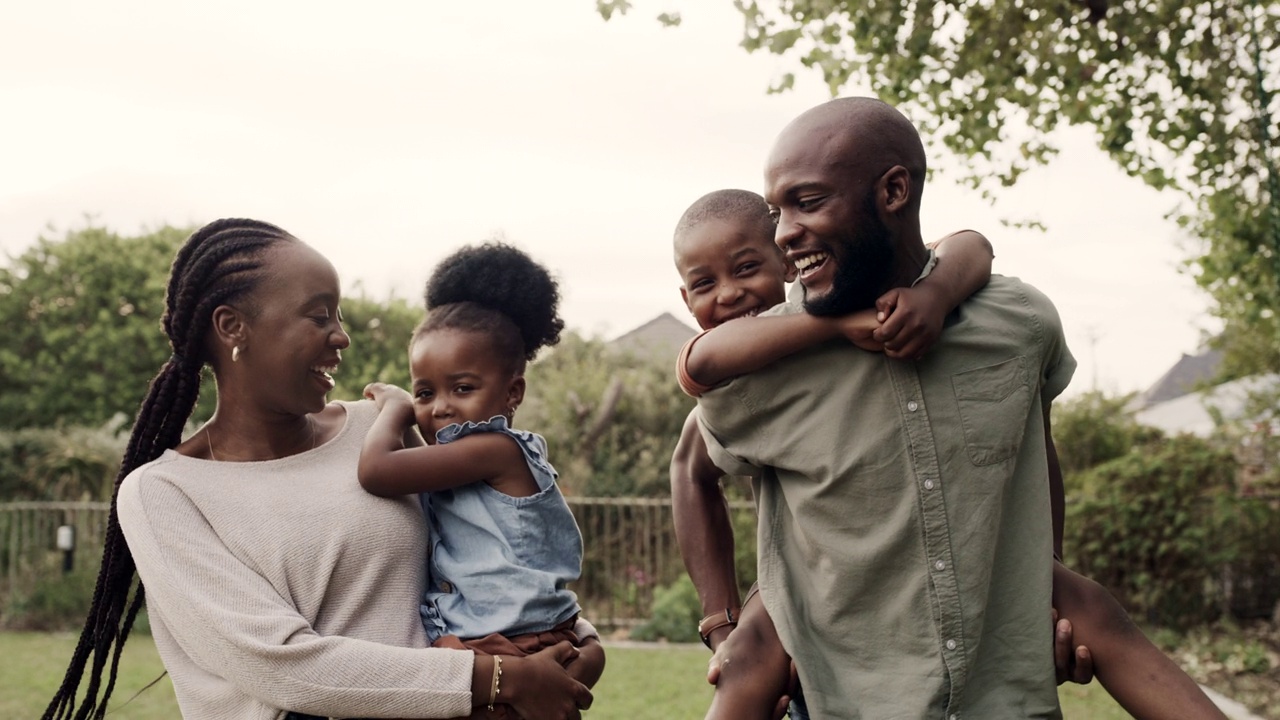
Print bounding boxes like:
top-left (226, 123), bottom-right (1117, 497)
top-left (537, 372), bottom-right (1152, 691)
top-left (360, 242), bottom-right (602, 718)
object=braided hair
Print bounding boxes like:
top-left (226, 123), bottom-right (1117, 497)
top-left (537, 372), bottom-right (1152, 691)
top-left (43, 218), bottom-right (295, 720)
top-left (418, 242), bottom-right (563, 376)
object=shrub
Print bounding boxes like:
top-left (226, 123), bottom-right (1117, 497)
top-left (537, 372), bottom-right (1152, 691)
top-left (1066, 434), bottom-right (1241, 628)
top-left (1, 559), bottom-right (98, 631)
top-left (522, 333), bottom-right (694, 497)
top-left (1052, 390), bottom-right (1162, 484)
top-left (0, 420), bottom-right (128, 501)
top-left (630, 574), bottom-right (702, 643)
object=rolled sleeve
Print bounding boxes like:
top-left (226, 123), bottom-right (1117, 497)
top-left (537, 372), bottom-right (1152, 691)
top-left (694, 399), bottom-right (760, 478)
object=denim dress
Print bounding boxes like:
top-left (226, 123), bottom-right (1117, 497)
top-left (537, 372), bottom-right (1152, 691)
top-left (419, 416), bottom-right (583, 643)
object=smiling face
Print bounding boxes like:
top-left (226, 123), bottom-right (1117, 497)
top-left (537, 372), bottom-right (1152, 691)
top-left (675, 216), bottom-right (796, 330)
top-left (764, 128), bottom-right (898, 317)
top-left (409, 328), bottom-right (524, 440)
top-left (238, 242), bottom-right (349, 414)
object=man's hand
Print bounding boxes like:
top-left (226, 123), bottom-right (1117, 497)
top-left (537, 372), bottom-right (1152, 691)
top-left (873, 285), bottom-right (947, 361)
top-left (1053, 609), bottom-right (1096, 685)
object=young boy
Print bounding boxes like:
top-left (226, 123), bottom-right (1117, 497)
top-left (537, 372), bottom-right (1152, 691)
top-left (670, 188), bottom-right (1227, 720)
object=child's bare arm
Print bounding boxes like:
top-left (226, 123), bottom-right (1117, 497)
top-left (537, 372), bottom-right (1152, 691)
top-left (564, 636), bottom-right (606, 689)
top-left (358, 382), bottom-right (526, 496)
top-left (681, 312), bottom-right (849, 393)
top-left (705, 590), bottom-right (794, 720)
top-left (671, 411), bottom-right (741, 646)
top-left (681, 230), bottom-right (993, 392)
top-left (1053, 564), bottom-right (1227, 719)
top-left (875, 229), bottom-right (994, 360)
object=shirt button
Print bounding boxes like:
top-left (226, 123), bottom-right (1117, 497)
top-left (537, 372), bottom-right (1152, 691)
top-left (935, 560), bottom-right (946, 571)
top-left (924, 479), bottom-right (935, 490)
top-left (950, 715), bottom-right (959, 720)
top-left (907, 400), bottom-right (919, 412)
top-left (946, 639), bottom-right (957, 650)
top-left (440, 581), bottom-right (452, 593)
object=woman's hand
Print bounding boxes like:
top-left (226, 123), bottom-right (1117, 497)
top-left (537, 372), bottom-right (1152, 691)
top-left (500, 642), bottom-right (593, 720)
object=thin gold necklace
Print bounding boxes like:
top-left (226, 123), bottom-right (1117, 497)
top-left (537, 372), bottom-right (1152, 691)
top-left (205, 417), bottom-right (316, 461)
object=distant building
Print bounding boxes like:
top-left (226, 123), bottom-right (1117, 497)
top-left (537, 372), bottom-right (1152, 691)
top-left (608, 311), bottom-right (697, 364)
top-left (1131, 347), bottom-right (1276, 437)
top-left (1131, 348), bottom-right (1277, 490)
top-left (1130, 348), bottom-right (1225, 410)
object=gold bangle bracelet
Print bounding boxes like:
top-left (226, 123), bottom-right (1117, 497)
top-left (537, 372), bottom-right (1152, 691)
top-left (487, 656), bottom-right (503, 711)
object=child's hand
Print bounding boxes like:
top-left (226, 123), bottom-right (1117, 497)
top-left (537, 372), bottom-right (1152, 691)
top-left (1052, 608), bottom-right (1096, 686)
top-left (564, 636), bottom-right (606, 689)
top-left (362, 382), bottom-right (412, 410)
top-left (873, 284), bottom-right (947, 361)
top-left (836, 309), bottom-right (886, 353)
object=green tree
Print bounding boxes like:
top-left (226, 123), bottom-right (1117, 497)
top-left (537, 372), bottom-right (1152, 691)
top-left (600, 0), bottom-right (1280, 374)
top-left (0, 225), bottom-right (188, 429)
top-left (0, 225), bottom-right (433, 431)
top-left (329, 292), bottom-right (421, 401)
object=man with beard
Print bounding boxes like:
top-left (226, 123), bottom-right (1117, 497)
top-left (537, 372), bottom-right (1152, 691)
top-left (691, 97), bottom-right (1075, 718)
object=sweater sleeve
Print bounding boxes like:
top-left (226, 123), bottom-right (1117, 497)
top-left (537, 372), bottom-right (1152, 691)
top-left (118, 469), bottom-right (474, 719)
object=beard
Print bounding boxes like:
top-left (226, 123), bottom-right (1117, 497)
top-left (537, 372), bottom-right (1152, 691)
top-left (804, 196), bottom-right (895, 317)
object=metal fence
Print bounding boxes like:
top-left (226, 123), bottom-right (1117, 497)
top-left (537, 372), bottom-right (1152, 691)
top-left (0, 498), bottom-right (757, 631)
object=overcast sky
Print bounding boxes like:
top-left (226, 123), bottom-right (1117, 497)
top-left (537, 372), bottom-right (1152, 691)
top-left (1, 1), bottom-right (1215, 396)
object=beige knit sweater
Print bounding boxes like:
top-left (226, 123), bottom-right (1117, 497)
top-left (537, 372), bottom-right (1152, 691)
top-left (118, 400), bottom-right (474, 719)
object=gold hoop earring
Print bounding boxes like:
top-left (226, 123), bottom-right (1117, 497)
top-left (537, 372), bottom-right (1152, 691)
top-left (232, 346), bottom-right (241, 363)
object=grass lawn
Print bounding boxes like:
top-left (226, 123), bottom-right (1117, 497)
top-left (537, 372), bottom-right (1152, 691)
top-left (4, 632), bottom-right (1131, 718)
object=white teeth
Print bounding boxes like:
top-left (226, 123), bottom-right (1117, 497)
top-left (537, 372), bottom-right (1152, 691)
top-left (795, 252), bottom-right (828, 271)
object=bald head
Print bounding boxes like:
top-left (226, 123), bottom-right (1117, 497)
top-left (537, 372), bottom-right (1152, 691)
top-left (769, 97), bottom-right (926, 209)
top-left (764, 97), bottom-right (931, 314)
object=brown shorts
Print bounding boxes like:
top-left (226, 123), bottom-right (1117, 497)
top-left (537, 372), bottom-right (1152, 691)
top-left (432, 616), bottom-right (581, 720)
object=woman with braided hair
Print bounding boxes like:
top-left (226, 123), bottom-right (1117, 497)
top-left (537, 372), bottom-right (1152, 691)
top-left (43, 219), bottom-right (595, 720)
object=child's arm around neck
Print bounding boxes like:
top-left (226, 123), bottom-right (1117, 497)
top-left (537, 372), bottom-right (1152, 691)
top-left (873, 229), bottom-right (994, 359)
top-left (679, 229), bottom-right (993, 394)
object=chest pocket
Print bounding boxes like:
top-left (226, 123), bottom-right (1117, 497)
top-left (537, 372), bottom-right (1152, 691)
top-left (951, 356), bottom-right (1032, 466)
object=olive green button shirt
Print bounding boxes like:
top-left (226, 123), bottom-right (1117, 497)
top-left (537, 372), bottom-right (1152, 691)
top-left (697, 275), bottom-right (1074, 719)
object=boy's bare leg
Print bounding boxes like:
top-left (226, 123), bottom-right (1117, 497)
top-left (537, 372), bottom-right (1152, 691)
top-left (1053, 563), bottom-right (1227, 720)
top-left (705, 588), bottom-right (793, 720)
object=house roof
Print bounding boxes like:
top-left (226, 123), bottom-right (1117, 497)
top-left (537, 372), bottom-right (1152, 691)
top-left (1131, 348), bottom-right (1224, 409)
top-left (609, 311), bottom-right (697, 362)
top-left (1133, 373), bottom-right (1279, 437)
